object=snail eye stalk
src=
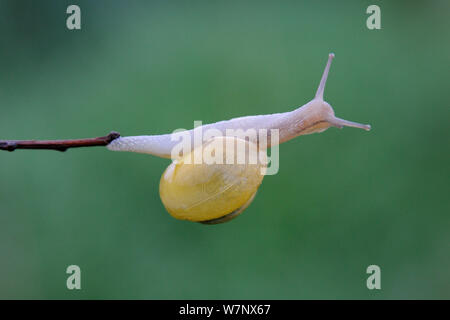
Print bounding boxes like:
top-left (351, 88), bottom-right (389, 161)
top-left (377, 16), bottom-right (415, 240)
top-left (315, 53), bottom-right (335, 100)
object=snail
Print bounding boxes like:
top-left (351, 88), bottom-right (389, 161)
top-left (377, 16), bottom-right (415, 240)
top-left (0, 53), bottom-right (370, 224)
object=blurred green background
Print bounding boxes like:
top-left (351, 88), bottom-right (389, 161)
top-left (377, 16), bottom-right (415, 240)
top-left (0, 0), bottom-right (449, 299)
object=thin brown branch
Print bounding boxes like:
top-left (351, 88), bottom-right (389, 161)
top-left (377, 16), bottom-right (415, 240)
top-left (0, 131), bottom-right (120, 152)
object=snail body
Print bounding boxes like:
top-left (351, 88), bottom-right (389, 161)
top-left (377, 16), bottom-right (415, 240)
top-left (107, 53), bottom-right (371, 224)
top-left (107, 54), bottom-right (370, 158)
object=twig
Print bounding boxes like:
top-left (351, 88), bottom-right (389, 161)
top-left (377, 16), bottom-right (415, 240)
top-left (0, 131), bottom-right (120, 152)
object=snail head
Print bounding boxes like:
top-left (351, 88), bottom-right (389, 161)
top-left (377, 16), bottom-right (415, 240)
top-left (293, 53), bottom-right (371, 136)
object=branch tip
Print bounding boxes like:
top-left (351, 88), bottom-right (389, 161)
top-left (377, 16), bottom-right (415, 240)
top-left (0, 131), bottom-right (121, 152)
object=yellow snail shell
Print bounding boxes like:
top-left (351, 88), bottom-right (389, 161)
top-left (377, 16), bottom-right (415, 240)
top-left (159, 136), bottom-right (267, 224)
